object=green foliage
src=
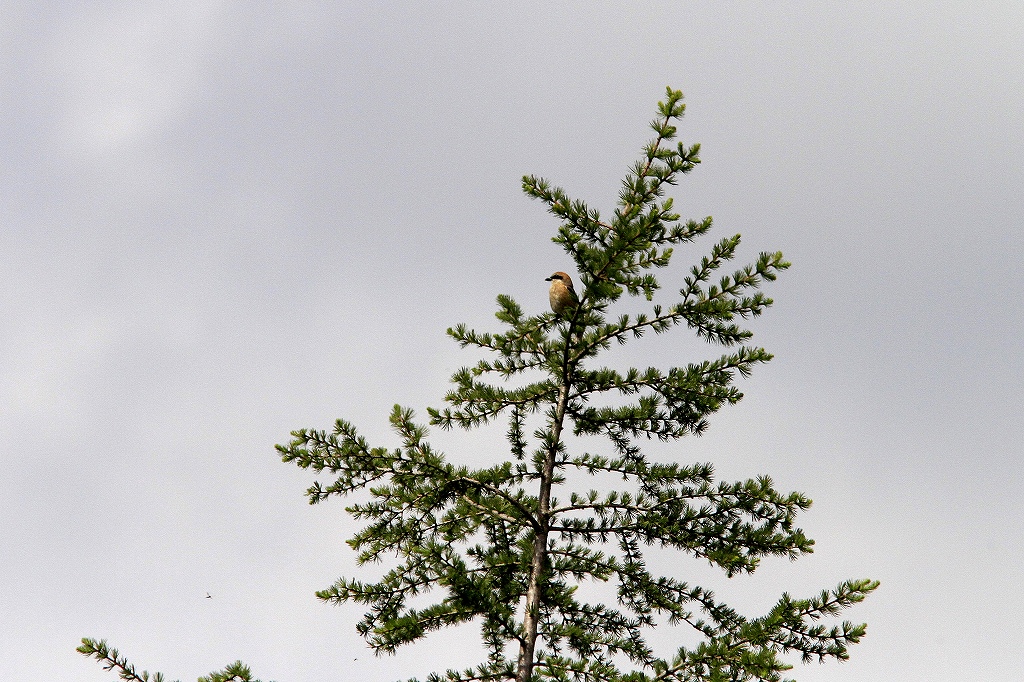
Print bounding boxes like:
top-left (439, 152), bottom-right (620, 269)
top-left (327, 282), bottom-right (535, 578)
top-left (276, 87), bottom-right (877, 682)
top-left (79, 87), bottom-right (876, 682)
top-left (77, 638), bottom-right (170, 682)
top-left (77, 638), bottom-right (263, 682)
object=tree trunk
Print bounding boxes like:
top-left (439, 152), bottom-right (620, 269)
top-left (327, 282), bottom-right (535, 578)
top-left (516, 381), bottom-right (570, 682)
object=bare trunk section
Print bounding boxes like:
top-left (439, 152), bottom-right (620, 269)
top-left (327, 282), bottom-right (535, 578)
top-left (516, 381), bottom-right (570, 682)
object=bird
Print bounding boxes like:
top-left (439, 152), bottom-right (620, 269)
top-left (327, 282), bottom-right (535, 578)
top-left (545, 271), bottom-right (578, 316)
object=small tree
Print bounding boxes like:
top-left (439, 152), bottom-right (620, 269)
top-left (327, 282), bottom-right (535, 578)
top-left (81, 87), bottom-right (876, 682)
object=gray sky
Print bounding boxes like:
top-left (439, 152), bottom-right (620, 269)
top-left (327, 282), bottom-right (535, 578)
top-left (2, 2), bottom-right (1022, 680)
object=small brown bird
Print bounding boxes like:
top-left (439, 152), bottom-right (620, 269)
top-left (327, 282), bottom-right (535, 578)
top-left (545, 271), bottom-right (578, 316)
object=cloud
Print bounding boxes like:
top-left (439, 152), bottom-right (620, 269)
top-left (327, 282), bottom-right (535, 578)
top-left (47, 2), bottom-right (226, 154)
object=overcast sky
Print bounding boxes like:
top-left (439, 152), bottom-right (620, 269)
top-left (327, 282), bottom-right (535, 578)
top-left (2, 3), bottom-right (1022, 681)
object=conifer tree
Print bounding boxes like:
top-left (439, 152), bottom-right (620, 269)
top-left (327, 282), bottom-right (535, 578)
top-left (81, 87), bottom-right (877, 682)
top-left (278, 87), bottom-right (876, 681)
